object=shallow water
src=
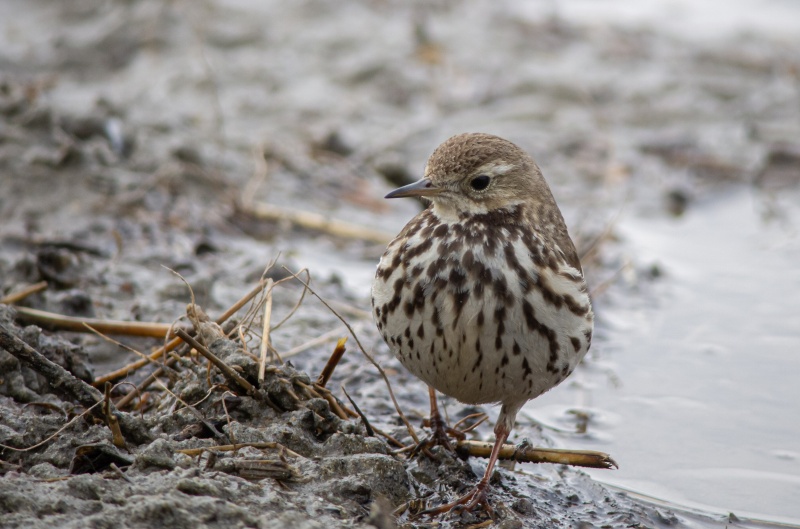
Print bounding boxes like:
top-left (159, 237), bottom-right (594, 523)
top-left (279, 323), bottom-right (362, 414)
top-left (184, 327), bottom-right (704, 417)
top-left (551, 0), bottom-right (800, 39)
top-left (533, 186), bottom-right (800, 524)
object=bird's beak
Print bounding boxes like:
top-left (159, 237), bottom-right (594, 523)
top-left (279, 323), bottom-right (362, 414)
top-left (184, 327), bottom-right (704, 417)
top-left (384, 178), bottom-right (443, 199)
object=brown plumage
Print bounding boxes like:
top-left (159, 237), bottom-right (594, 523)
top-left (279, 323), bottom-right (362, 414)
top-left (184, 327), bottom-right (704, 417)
top-left (372, 132), bottom-right (594, 512)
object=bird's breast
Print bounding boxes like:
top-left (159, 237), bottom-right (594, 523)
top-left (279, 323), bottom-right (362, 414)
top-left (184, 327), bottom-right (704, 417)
top-left (372, 210), bottom-right (593, 406)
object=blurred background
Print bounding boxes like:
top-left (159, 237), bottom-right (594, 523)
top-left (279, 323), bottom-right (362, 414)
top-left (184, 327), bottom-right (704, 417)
top-left (1, 0), bottom-right (799, 524)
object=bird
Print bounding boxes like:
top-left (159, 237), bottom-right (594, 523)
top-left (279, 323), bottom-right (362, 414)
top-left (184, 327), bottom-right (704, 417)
top-left (371, 132), bottom-right (594, 513)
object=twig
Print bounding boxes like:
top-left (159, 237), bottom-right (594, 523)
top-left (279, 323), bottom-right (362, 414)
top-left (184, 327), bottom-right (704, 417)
top-left (1, 323), bottom-right (105, 407)
top-left (176, 442), bottom-right (302, 459)
top-left (153, 379), bottom-right (228, 442)
top-left (94, 336), bottom-right (183, 387)
top-left (220, 390), bottom-right (236, 445)
top-left (22, 401), bottom-right (68, 418)
top-left (372, 427), bottom-right (405, 449)
top-left (214, 278), bottom-right (276, 328)
top-left (258, 278), bottom-right (275, 382)
top-left (319, 391), bottom-right (352, 420)
top-left (174, 328), bottom-right (282, 413)
top-left (109, 462), bottom-right (134, 484)
top-left (84, 321), bottom-right (183, 410)
top-left (0, 324), bottom-right (151, 444)
top-left (114, 357), bottom-right (178, 410)
top-left (327, 299), bottom-right (373, 320)
top-left (237, 326), bottom-right (256, 360)
top-left (233, 262), bottom-right (278, 335)
top-left (455, 440), bottom-right (618, 469)
top-left (0, 401), bottom-right (102, 452)
top-left (96, 277), bottom-right (273, 387)
top-left (175, 329), bottom-right (255, 395)
top-left (222, 459), bottom-right (301, 482)
top-left (0, 281), bottom-right (48, 304)
top-left (271, 269), bottom-right (311, 331)
top-left (341, 385), bottom-right (374, 437)
top-left (282, 267), bottom-right (420, 444)
top-left (316, 337), bottom-right (347, 388)
top-left (293, 378), bottom-right (352, 420)
top-left (14, 306), bottom-right (186, 338)
top-left (452, 412), bottom-right (488, 434)
top-left (281, 326), bottom-right (346, 360)
top-left (579, 208), bottom-right (623, 264)
top-left (103, 382), bottom-right (126, 448)
top-left (590, 261), bottom-right (631, 298)
top-left (239, 201), bottom-right (393, 244)
top-left (84, 323), bottom-right (151, 363)
top-left (233, 265), bottom-right (306, 351)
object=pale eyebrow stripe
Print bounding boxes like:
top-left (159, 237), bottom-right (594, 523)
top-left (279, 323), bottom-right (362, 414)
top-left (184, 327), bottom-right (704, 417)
top-left (476, 162), bottom-right (515, 176)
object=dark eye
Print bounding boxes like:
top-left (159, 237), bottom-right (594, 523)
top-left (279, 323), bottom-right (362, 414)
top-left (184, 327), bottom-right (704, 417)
top-left (470, 175), bottom-right (490, 191)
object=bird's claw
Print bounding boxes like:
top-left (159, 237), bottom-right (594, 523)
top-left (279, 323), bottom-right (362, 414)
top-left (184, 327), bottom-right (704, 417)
top-left (410, 415), bottom-right (466, 457)
top-left (418, 485), bottom-right (492, 517)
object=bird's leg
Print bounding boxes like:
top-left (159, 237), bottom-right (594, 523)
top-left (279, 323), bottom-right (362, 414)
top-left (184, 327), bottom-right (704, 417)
top-left (411, 387), bottom-right (458, 456)
top-left (427, 386), bottom-right (453, 450)
top-left (419, 404), bottom-right (520, 516)
top-left (419, 419), bottom-right (510, 516)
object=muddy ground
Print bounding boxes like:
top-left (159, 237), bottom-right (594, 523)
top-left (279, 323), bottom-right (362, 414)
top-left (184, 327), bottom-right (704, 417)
top-left (1, 1), bottom-right (799, 528)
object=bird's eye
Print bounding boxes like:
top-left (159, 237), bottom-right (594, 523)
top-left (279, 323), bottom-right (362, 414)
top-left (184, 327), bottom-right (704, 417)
top-left (470, 175), bottom-right (490, 191)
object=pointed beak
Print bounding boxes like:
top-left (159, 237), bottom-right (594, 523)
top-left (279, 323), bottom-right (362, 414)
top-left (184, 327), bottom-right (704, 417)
top-left (384, 178), bottom-right (443, 199)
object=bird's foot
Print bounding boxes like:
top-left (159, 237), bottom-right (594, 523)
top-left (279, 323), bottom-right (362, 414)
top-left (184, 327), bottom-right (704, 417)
top-left (409, 387), bottom-right (465, 456)
top-left (427, 411), bottom-right (467, 448)
top-left (411, 414), bottom-right (465, 457)
top-left (418, 483), bottom-right (492, 517)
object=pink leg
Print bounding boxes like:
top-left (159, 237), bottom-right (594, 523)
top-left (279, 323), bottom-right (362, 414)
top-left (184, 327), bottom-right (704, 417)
top-left (420, 414), bottom-right (511, 515)
top-left (427, 386), bottom-right (453, 450)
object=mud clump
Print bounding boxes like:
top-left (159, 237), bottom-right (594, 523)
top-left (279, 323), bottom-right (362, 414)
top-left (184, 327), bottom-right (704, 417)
top-left (0, 306), bottom-right (410, 529)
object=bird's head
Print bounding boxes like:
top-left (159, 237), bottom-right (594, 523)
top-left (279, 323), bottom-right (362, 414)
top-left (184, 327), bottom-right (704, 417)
top-left (385, 133), bottom-right (551, 217)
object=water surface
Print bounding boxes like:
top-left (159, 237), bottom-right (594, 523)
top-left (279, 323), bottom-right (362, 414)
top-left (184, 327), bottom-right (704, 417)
top-left (534, 187), bottom-right (800, 524)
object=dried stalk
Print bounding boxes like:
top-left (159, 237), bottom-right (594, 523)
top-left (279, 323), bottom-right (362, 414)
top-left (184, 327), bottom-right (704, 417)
top-left (175, 329), bottom-right (254, 395)
top-left (177, 442), bottom-right (302, 459)
top-left (455, 440), bottom-right (618, 469)
top-left (154, 379), bottom-right (227, 442)
top-left (238, 201), bottom-right (393, 244)
top-left (341, 385), bottom-right (374, 437)
top-left (103, 382), bottom-right (126, 448)
top-left (114, 356), bottom-right (179, 410)
top-left (316, 337), bottom-right (347, 388)
top-left (233, 266), bottom-right (307, 351)
top-left (174, 328), bottom-right (282, 413)
top-left (94, 336), bottom-right (183, 387)
top-left (258, 278), bottom-right (275, 382)
top-left (0, 281), bottom-right (48, 304)
top-left (15, 306), bottom-right (185, 338)
top-left (0, 401), bottom-right (102, 452)
top-left (281, 327), bottom-right (345, 360)
top-left (84, 323), bottom-right (150, 363)
top-left (96, 277), bottom-right (273, 386)
top-left (270, 268), bottom-right (311, 331)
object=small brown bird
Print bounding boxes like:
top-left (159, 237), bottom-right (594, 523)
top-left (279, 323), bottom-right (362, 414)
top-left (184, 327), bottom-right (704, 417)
top-left (372, 133), bottom-right (594, 512)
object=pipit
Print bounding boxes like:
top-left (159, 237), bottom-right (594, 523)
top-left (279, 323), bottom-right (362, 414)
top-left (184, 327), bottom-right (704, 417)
top-left (372, 132), bottom-right (594, 513)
